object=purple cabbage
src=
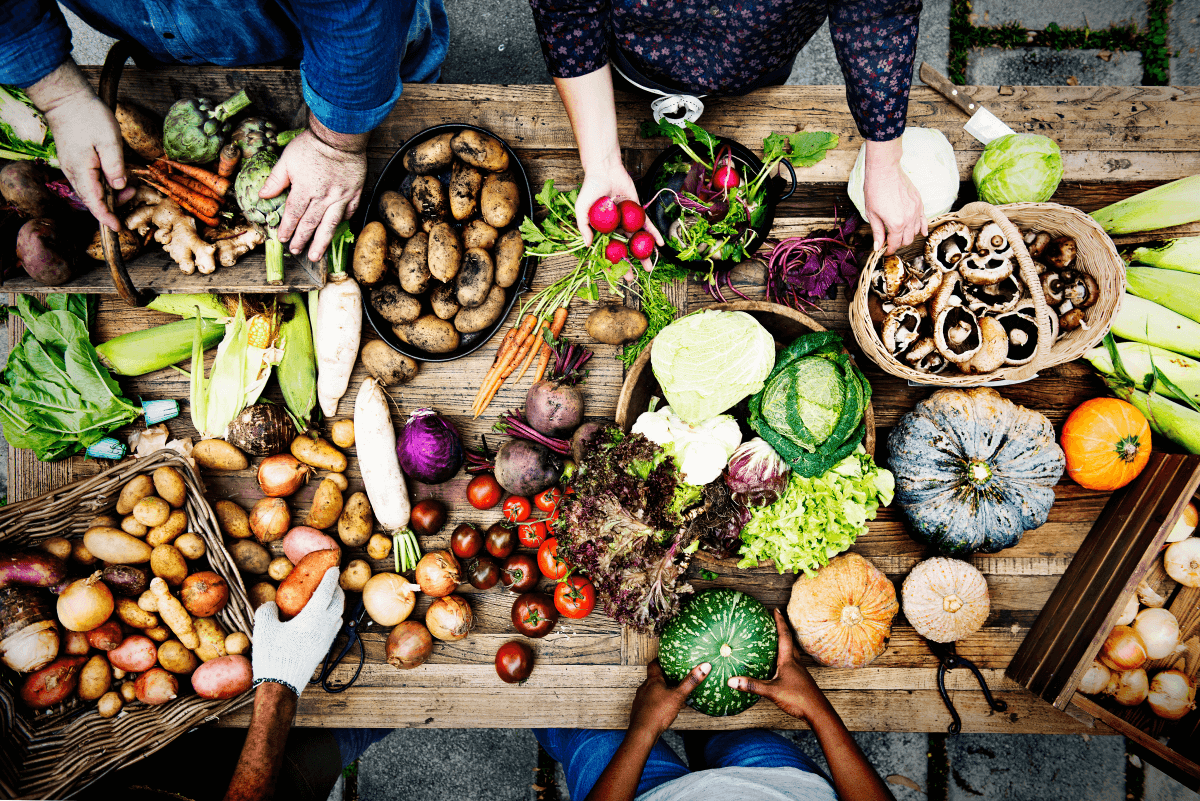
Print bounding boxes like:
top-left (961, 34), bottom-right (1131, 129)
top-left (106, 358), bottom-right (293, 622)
top-left (397, 408), bottom-right (463, 484)
top-left (724, 438), bottom-right (790, 507)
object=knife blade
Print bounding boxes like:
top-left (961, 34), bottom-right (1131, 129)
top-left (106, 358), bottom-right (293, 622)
top-left (919, 63), bottom-right (1017, 145)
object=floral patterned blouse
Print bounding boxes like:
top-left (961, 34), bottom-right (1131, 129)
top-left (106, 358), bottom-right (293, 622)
top-left (527, 0), bottom-right (922, 141)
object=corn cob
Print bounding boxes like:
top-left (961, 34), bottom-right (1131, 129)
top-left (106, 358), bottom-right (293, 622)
top-left (1110, 294), bottom-right (1200, 359)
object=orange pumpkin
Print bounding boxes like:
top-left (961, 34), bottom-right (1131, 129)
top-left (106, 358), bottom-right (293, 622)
top-left (787, 553), bottom-right (898, 668)
top-left (1061, 398), bottom-right (1151, 491)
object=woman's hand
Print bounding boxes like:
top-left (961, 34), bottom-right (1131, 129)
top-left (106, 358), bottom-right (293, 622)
top-left (628, 659), bottom-right (710, 738)
top-left (728, 609), bottom-right (831, 723)
top-left (574, 156), bottom-right (663, 271)
top-left (862, 138), bottom-right (926, 255)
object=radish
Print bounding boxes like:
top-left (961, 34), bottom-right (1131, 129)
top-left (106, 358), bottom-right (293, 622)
top-left (354, 378), bottom-right (411, 531)
top-left (605, 240), bottom-right (629, 264)
top-left (618, 199), bottom-right (645, 232)
top-left (713, 161), bottom-right (740, 190)
top-left (314, 224), bottom-right (362, 416)
top-left (629, 231), bottom-right (656, 260)
top-left (589, 197), bottom-right (620, 233)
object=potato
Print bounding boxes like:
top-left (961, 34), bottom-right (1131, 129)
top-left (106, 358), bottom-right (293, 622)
top-left (454, 284), bottom-right (506, 334)
top-left (393, 315), bottom-right (460, 354)
top-left (276, 549), bottom-right (340, 618)
top-left (228, 539), bottom-right (271, 574)
top-left (100, 564), bottom-right (148, 598)
top-left (121, 515), bottom-right (148, 537)
top-left (430, 283), bottom-right (461, 320)
top-left (157, 640), bottom-right (198, 674)
top-left (494, 229), bottom-right (524, 289)
top-left (181, 571), bottom-right (230, 617)
top-left (461, 220), bottom-right (497, 251)
top-left (86, 620), bottom-right (123, 651)
top-left (84, 528), bottom-right (152, 564)
top-left (146, 509), bottom-right (188, 547)
top-left (325, 471), bottom-right (350, 492)
top-left (78, 654), bottom-right (112, 701)
top-left (119, 681), bottom-right (137, 702)
top-left (111, 666), bottom-right (127, 680)
top-left (353, 221), bottom-right (389, 286)
top-left (64, 630), bottom-right (90, 655)
top-left (117, 475), bottom-right (155, 516)
top-left (305, 478), bottom-right (345, 530)
top-left (269, 557), bottom-right (294, 582)
top-left (20, 656), bottom-right (86, 709)
top-left (403, 131), bottom-right (454, 175)
top-left (86, 226), bottom-right (141, 262)
top-left (144, 625), bottom-right (171, 643)
top-left (71, 539), bottom-right (97, 566)
top-left (379, 190), bottom-right (417, 238)
top-left (137, 589), bottom-right (159, 613)
top-left (225, 631), bottom-right (250, 656)
top-left (116, 597), bottom-right (159, 629)
top-left (586, 304), bottom-right (650, 345)
top-left (152, 466), bottom-right (187, 508)
top-left (411, 175), bottom-right (448, 221)
top-left (38, 536), bottom-right (71, 561)
top-left (360, 339), bottom-right (419, 386)
top-left (135, 667), bottom-right (178, 705)
top-left (16, 218), bottom-right (71, 287)
top-left (340, 559), bottom-right (373, 592)
top-left (481, 173), bottom-right (520, 228)
top-left (89, 514), bottom-right (120, 529)
top-left (248, 582), bottom-right (277, 610)
top-left (114, 100), bottom-right (163, 159)
top-left (193, 439), bottom-right (248, 471)
top-left (456, 247), bottom-right (494, 309)
top-left (109, 635), bottom-right (158, 672)
top-left (338, 492), bottom-right (374, 547)
top-left (371, 284), bottom-right (421, 325)
top-left (366, 533), bottom-right (392, 560)
top-left (174, 532), bottom-right (206, 560)
top-left (449, 162), bottom-right (483, 221)
top-left (149, 544), bottom-right (188, 587)
top-left (330, 419), bottom-right (355, 449)
top-left (451, 130), bottom-right (510, 172)
top-left (1, 162), bottom-right (55, 217)
top-left (283, 527), bottom-right (340, 563)
top-left (427, 222), bottom-right (462, 283)
top-left (216, 500), bottom-right (252, 539)
top-left (133, 496), bottom-right (171, 527)
top-left (291, 435), bottom-right (347, 473)
top-left (192, 654), bottom-right (253, 700)
top-left (397, 232), bottom-right (432, 295)
top-left (97, 690), bottom-right (123, 718)
top-left (194, 616), bottom-right (228, 661)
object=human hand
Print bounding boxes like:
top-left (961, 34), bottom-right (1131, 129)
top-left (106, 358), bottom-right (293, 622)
top-left (862, 138), bottom-right (926, 255)
top-left (728, 609), bottom-right (830, 723)
top-left (251, 567), bottom-right (344, 697)
top-left (628, 659), bottom-right (710, 737)
top-left (574, 157), bottom-right (663, 270)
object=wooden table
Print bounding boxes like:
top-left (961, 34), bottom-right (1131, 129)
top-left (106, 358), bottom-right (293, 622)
top-left (9, 70), bottom-right (1200, 734)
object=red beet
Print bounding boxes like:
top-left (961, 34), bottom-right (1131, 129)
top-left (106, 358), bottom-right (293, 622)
top-left (629, 231), bottom-right (656, 259)
top-left (588, 197), bottom-right (619, 233)
top-left (604, 240), bottom-right (629, 264)
top-left (618, 199), bottom-right (645, 232)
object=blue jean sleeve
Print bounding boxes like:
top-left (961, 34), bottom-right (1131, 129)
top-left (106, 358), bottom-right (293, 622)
top-left (0, 0), bottom-right (72, 87)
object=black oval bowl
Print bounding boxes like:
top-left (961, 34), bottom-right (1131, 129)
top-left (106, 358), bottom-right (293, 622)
top-left (362, 123), bottom-right (535, 363)
top-left (636, 135), bottom-right (796, 274)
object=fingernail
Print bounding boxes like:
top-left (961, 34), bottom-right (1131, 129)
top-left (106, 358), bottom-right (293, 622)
top-left (727, 678), bottom-right (740, 688)
top-left (699, 663), bottom-right (711, 675)
top-left (112, 177), bottom-right (125, 189)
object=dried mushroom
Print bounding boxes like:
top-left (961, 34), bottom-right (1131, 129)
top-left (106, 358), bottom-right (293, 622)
top-left (975, 222), bottom-right (1009, 254)
top-left (964, 274), bottom-right (1023, 314)
top-left (893, 255), bottom-right (943, 306)
top-left (925, 222), bottom-right (973, 272)
top-left (934, 306), bottom-right (982, 364)
top-left (961, 317), bottom-right (1009, 374)
top-left (960, 249), bottom-right (1015, 285)
top-left (882, 306), bottom-right (925, 355)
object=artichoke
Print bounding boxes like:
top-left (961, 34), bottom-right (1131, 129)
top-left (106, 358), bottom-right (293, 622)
top-left (230, 117), bottom-right (278, 159)
top-left (235, 149), bottom-right (288, 284)
top-left (163, 89), bottom-right (251, 164)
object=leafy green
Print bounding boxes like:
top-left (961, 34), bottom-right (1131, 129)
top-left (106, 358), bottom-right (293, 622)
top-left (0, 84), bottom-right (58, 167)
top-left (640, 119), bottom-right (716, 168)
top-left (620, 261), bottom-right (689, 368)
top-left (0, 295), bottom-right (140, 461)
top-left (327, 221), bottom-right (356, 276)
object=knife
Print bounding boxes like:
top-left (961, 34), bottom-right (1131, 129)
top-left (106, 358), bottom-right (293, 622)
top-left (919, 63), bottom-right (1017, 145)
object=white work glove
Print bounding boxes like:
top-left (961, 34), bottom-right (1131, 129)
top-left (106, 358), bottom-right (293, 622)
top-left (251, 567), bottom-right (344, 698)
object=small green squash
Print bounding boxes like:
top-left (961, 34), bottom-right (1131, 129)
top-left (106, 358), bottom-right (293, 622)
top-left (659, 589), bottom-right (778, 716)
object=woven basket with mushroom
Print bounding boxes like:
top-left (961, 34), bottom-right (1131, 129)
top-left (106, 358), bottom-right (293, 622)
top-left (850, 201), bottom-right (1125, 386)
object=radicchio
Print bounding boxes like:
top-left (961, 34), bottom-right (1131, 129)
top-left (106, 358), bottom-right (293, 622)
top-left (724, 438), bottom-right (790, 507)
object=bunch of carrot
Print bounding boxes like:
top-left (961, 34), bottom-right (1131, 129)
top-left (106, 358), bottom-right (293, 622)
top-left (131, 152), bottom-right (239, 228)
top-left (472, 306), bottom-right (569, 418)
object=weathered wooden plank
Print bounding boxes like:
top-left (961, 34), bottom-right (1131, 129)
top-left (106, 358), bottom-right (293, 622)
top-left (0, 258), bottom-right (320, 295)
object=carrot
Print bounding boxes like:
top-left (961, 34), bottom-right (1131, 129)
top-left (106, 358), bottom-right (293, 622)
top-left (531, 307), bottom-right (572, 383)
top-left (217, 145), bottom-right (241, 180)
top-left (514, 320), bottom-right (550, 382)
top-left (473, 315), bottom-right (537, 417)
top-left (137, 173), bottom-right (221, 217)
top-left (154, 158), bottom-right (231, 197)
top-left (167, 171), bottom-right (223, 201)
top-left (473, 326), bottom-right (519, 397)
top-left (138, 178), bottom-right (221, 227)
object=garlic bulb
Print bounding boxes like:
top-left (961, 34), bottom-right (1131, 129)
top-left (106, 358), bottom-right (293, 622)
top-left (0, 619), bottom-right (60, 673)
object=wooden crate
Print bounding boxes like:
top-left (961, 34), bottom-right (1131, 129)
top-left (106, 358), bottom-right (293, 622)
top-left (1006, 453), bottom-right (1200, 789)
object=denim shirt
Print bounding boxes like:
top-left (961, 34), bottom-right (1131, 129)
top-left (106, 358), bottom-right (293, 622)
top-left (0, 0), bottom-right (449, 134)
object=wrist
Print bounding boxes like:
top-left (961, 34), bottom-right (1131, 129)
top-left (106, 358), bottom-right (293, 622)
top-left (307, 113), bottom-right (369, 155)
top-left (26, 60), bottom-right (96, 116)
top-left (580, 141), bottom-right (623, 175)
top-left (624, 723), bottom-right (663, 750)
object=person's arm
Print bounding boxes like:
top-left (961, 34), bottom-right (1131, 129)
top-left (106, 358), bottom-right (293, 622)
top-left (224, 682), bottom-right (298, 801)
top-left (729, 609), bottom-right (895, 801)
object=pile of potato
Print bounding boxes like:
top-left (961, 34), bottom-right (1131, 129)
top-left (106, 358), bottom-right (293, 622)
top-left (354, 128), bottom-right (524, 355)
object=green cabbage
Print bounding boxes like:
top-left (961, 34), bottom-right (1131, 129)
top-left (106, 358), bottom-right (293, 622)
top-left (972, 133), bottom-right (1063, 204)
top-left (847, 127), bottom-right (959, 219)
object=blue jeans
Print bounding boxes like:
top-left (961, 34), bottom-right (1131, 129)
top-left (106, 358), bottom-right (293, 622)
top-left (534, 728), bottom-right (830, 800)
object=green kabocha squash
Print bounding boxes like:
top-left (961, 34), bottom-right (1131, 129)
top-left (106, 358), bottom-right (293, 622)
top-left (659, 589), bottom-right (778, 716)
top-left (887, 387), bottom-right (1064, 555)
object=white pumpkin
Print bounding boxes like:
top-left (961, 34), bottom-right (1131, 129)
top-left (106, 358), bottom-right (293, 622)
top-left (902, 557), bottom-right (990, 643)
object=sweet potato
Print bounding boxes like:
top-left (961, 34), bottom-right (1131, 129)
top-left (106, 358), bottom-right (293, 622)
top-left (17, 218), bottom-right (72, 286)
top-left (134, 667), bottom-right (178, 705)
top-left (0, 162), bottom-right (54, 218)
top-left (449, 162), bottom-right (482, 220)
top-left (379, 190), bottom-right (417, 238)
top-left (353, 221), bottom-right (388, 286)
top-left (109, 634), bottom-right (158, 672)
top-left (480, 173), bottom-right (520, 228)
top-left (276, 548), bottom-right (340, 618)
top-left (181, 571), bottom-right (230, 617)
top-left (192, 654), bottom-right (253, 700)
top-left (20, 656), bottom-right (86, 709)
top-left (304, 478), bottom-right (345, 530)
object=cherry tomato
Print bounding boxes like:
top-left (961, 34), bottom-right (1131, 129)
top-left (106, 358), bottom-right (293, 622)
top-left (512, 592), bottom-right (558, 638)
top-left (534, 488), bottom-right (562, 513)
top-left (554, 576), bottom-right (596, 619)
top-left (517, 520), bottom-right (547, 548)
top-left (501, 553), bottom-right (540, 593)
top-left (537, 538), bottom-right (570, 581)
top-left (409, 499), bottom-right (447, 537)
top-left (467, 475), bottom-right (502, 510)
top-left (468, 556), bottom-right (500, 590)
top-left (486, 522), bottom-right (517, 559)
top-left (502, 496), bottom-right (531, 523)
top-left (451, 523), bottom-right (484, 559)
top-left (495, 640), bottom-right (534, 683)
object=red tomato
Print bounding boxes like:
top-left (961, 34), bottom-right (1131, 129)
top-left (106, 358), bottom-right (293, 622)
top-left (543, 506), bottom-right (561, 525)
top-left (502, 496), bottom-right (531, 522)
top-left (554, 576), bottom-right (596, 619)
top-left (534, 488), bottom-right (562, 513)
top-left (495, 640), bottom-right (534, 683)
top-left (467, 475), bottom-right (502, 510)
top-left (517, 520), bottom-right (547, 548)
top-left (537, 538), bottom-right (570, 581)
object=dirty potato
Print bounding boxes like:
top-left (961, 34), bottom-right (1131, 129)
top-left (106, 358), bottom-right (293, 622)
top-left (449, 162), bottom-right (483, 221)
top-left (481, 173), bottom-right (520, 228)
top-left (393, 315), bottom-right (461, 354)
top-left (463, 219), bottom-right (498, 251)
top-left (411, 175), bottom-right (447, 222)
top-left (456, 247), bottom-right (494, 309)
top-left (451, 130), bottom-right (509, 172)
top-left (360, 340), bottom-right (419, 386)
top-left (379, 190), bottom-right (417, 238)
top-left (427, 222), bottom-right (462, 283)
top-left (454, 284), bottom-right (506, 333)
top-left (586, 304), bottom-right (650, 345)
top-left (494, 228), bottom-right (523, 288)
top-left (397, 231), bottom-right (432, 294)
top-left (430, 283), bottom-right (461, 320)
top-left (403, 132), bottom-right (454, 175)
top-left (371, 284), bottom-right (421, 325)
top-left (352, 221), bottom-right (388, 286)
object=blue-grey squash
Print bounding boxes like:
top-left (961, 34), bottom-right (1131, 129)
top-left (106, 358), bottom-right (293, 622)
top-left (887, 387), bottom-right (1064, 555)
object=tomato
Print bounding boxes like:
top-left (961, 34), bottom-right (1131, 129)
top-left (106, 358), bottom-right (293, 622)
top-left (486, 522), bottom-right (517, 559)
top-left (467, 556), bottom-right (500, 590)
top-left (502, 496), bottom-right (531, 523)
top-left (512, 592), bottom-right (558, 638)
top-left (534, 488), bottom-right (562, 513)
top-left (451, 523), bottom-right (484, 559)
top-left (467, 475), bottom-right (502, 510)
top-left (554, 576), bottom-right (596, 619)
top-left (537, 538), bottom-right (570, 581)
top-left (543, 505), bottom-right (561, 525)
top-left (501, 553), bottom-right (540, 593)
top-left (409, 499), bottom-right (447, 537)
top-left (517, 520), bottom-right (547, 548)
top-left (495, 640), bottom-right (534, 683)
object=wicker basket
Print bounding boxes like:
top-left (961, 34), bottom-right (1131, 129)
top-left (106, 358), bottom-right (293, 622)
top-left (850, 201), bottom-right (1126, 385)
top-left (0, 450), bottom-right (254, 799)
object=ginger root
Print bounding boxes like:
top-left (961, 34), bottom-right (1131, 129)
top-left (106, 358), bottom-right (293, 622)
top-left (215, 226), bottom-right (265, 267)
top-left (123, 186), bottom-right (216, 275)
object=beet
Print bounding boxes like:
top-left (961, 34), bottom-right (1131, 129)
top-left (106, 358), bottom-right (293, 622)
top-left (495, 440), bottom-right (562, 497)
top-left (526, 380), bottom-right (584, 438)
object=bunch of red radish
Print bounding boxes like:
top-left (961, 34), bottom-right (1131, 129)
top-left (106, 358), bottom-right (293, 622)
top-left (588, 196), bottom-right (656, 264)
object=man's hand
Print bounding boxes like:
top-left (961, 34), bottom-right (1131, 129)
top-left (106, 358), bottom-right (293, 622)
top-left (26, 60), bottom-right (132, 231)
top-left (251, 567), bottom-right (344, 697)
top-left (628, 659), bottom-right (710, 737)
top-left (259, 118), bottom-right (367, 263)
top-left (862, 138), bottom-right (926, 255)
top-left (728, 609), bottom-right (831, 723)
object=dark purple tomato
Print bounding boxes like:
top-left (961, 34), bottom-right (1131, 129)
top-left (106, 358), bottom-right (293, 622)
top-left (451, 523), bottom-right (484, 559)
top-left (486, 522), bottom-right (517, 559)
top-left (468, 556), bottom-right (500, 590)
top-left (501, 553), bottom-right (540, 593)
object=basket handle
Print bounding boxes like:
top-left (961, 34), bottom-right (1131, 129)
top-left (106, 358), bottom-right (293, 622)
top-left (98, 41), bottom-right (147, 308)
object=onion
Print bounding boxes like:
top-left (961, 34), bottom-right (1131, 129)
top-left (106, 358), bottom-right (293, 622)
top-left (249, 497), bottom-right (290, 543)
top-left (1148, 669), bottom-right (1197, 720)
top-left (1099, 625), bottom-right (1147, 671)
top-left (1164, 537), bottom-right (1200, 588)
top-left (0, 620), bottom-right (60, 673)
top-left (1114, 594), bottom-right (1139, 626)
top-left (1078, 660), bottom-right (1111, 695)
top-left (1166, 502), bottom-right (1198, 543)
top-left (426, 595), bottom-right (472, 641)
top-left (56, 572), bottom-right (114, 632)
top-left (415, 550), bottom-right (461, 598)
top-left (362, 573), bottom-right (421, 627)
top-left (257, 454), bottom-right (311, 497)
top-left (386, 621), bottom-right (433, 670)
top-left (1135, 580), bottom-right (1167, 608)
top-left (1109, 668), bottom-right (1149, 706)
top-left (1132, 607), bottom-right (1181, 660)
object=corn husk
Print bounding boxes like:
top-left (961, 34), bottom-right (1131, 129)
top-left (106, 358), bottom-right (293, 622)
top-left (1127, 266), bottom-right (1200, 324)
top-left (190, 303), bottom-right (282, 439)
top-left (1092, 175), bottom-right (1200, 234)
top-left (1086, 342), bottom-right (1200, 406)
top-left (1130, 237), bottom-right (1200, 274)
top-left (1110, 294), bottom-right (1200, 359)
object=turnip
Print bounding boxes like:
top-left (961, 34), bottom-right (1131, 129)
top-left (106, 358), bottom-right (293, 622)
top-left (605, 240), bottom-right (628, 264)
top-left (495, 439), bottom-right (563, 497)
top-left (629, 231), bottom-right (656, 260)
top-left (589, 196), bottom-right (619, 233)
top-left (619, 199), bottom-right (645, 232)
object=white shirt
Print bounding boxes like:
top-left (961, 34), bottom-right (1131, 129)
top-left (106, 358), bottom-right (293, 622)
top-left (635, 767), bottom-right (839, 801)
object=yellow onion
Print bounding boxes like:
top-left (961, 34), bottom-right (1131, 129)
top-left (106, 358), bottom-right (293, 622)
top-left (426, 595), bottom-right (472, 641)
top-left (362, 573), bottom-right (421, 627)
top-left (56, 572), bottom-right (114, 632)
top-left (257, 454), bottom-right (310, 497)
top-left (1078, 661), bottom-right (1111, 695)
top-left (249, 497), bottom-right (290, 543)
top-left (1099, 625), bottom-right (1147, 672)
top-left (1148, 670), bottom-right (1197, 720)
top-left (1164, 537), bottom-right (1200, 588)
top-left (415, 550), bottom-right (461, 598)
top-left (386, 621), bottom-right (433, 670)
top-left (1114, 594), bottom-right (1138, 626)
top-left (1109, 668), bottom-right (1149, 706)
top-left (1132, 607), bottom-right (1181, 660)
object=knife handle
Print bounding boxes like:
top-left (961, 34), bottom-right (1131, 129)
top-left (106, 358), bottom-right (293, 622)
top-left (919, 62), bottom-right (980, 117)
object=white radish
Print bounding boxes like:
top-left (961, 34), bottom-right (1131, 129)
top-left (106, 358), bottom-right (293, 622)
top-left (315, 271), bottom-right (362, 417)
top-left (353, 378), bottom-right (410, 530)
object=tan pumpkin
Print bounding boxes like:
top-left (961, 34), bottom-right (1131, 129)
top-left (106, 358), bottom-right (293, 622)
top-left (902, 557), bottom-right (990, 643)
top-left (787, 553), bottom-right (898, 668)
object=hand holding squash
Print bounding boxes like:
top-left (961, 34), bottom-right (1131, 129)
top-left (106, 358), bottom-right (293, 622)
top-left (628, 660), bottom-right (710, 738)
top-left (727, 609), bottom-right (830, 723)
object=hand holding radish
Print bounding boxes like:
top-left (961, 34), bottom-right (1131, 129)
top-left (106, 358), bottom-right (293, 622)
top-left (575, 163), bottom-right (663, 270)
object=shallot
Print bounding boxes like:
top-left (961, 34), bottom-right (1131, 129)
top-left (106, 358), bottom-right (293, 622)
top-left (1164, 537), bottom-right (1200, 588)
top-left (426, 595), bottom-right (472, 641)
top-left (1132, 607), bottom-right (1182, 660)
top-left (415, 550), bottom-right (461, 598)
top-left (1099, 625), bottom-right (1147, 672)
top-left (1147, 669), bottom-right (1197, 720)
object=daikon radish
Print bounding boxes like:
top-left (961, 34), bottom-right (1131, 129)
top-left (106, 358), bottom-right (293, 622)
top-left (315, 224), bottom-right (362, 416)
top-left (353, 378), bottom-right (410, 530)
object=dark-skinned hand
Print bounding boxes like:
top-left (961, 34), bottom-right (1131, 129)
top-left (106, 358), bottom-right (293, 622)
top-left (628, 659), bottom-right (710, 738)
top-left (727, 609), bottom-right (831, 723)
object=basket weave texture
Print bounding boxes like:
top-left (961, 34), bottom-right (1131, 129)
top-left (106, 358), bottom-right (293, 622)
top-left (0, 450), bottom-right (254, 799)
top-left (850, 201), bottom-right (1126, 386)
